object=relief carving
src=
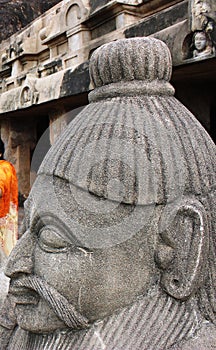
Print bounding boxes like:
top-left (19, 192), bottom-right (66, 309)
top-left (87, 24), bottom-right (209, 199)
top-left (65, 0), bottom-right (89, 27)
top-left (192, 30), bottom-right (214, 57)
top-left (8, 41), bottom-right (23, 60)
top-left (20, 86), bottom-right (32, 105)
top-left (183, 0), bottom-right (216, 60)
top-left (19, 78), bottom-right (39, 107)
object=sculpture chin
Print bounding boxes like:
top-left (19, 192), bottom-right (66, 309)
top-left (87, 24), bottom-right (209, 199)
top-left (15, 300), bottom-right (67, 333)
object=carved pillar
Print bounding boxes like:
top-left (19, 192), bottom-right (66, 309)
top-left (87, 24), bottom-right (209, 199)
top-left (16, 145), bottom-right (31, 196)
top-left (64, 1), bottom-right (91, 67)
top-left (0, 118), bottom-right (36, 196)
top-left (66, 26), bottom-right (91, 67)
top-left (0, 120), bottom-right (10, 157)
top-left (49, 107), bottom-right (68, 145)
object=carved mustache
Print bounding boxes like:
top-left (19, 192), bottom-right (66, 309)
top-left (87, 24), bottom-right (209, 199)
top-left (10, 275), bottom-right (89, 330)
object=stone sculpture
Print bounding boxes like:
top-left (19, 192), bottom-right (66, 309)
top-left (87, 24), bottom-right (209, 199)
top-left (192, 30), bottom-right (214, 57)
top-left (0, 37), bottom-right (215, 349)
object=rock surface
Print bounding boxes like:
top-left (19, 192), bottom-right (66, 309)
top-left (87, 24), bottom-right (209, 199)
top-left (0, 0), bottom-right (61, 43)
top-left (0, 250), bottom-right (9, 308)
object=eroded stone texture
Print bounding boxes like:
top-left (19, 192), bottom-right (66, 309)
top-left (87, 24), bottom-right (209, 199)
top-left (0, 0), bottom-right (61, 43)
top-left (0, 250), bottom-right (9, 309)
top-left (190, 0), bottom-right (216, 32)
top-left (0, 37), bottom-right (215, 350)
top-left (90, 0), bottom-right (143, 13)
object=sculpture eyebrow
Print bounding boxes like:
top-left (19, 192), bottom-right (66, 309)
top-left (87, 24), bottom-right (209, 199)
top-left (29, 215), bottom-right (44, 236)
top-left (32, 214), bottom-right (83, 247)
top-left (39, 225), bottom-right (77, 247)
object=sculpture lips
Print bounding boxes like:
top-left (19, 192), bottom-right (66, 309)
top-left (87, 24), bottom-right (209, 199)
top-left (10, 275), bottom-right (89, 329)
top-left (9, 285), bottom-right (40, 305)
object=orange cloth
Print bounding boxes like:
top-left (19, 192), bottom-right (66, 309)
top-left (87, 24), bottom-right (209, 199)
top-left (0, 160), bottom-right (18, 218)
top-left (0, 160), bottom-right (18, 256)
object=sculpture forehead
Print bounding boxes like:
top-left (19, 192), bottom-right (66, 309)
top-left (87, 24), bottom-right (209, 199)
top-left (28, 173), bottom-right (157, 249)
top-left (195, 32), bottom-right (206, 38)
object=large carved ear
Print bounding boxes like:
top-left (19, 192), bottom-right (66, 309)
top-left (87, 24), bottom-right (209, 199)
top-left (156, 198), bottom-right (209, 300)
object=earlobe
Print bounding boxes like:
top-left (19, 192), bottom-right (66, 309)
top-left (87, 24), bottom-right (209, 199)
top-left (155, 244), bottom-right (175, 270)
top-left (157, 198), bottom-right (209, 300)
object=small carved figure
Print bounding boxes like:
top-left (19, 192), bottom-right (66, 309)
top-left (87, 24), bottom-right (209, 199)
top-left (22, 87), bottom-right (31, 103)
top-left (1, 53), bottom-right (8, 64)
top-left (0, 37), bottom-right (215, 350)
top-left (20, 79), bottom-right (39, 107)
top-left (192, 30), bottom-right (214, 57)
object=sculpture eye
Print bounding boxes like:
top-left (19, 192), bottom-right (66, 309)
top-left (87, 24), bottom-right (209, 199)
top-left (38, 227), bottom-right (69, 253)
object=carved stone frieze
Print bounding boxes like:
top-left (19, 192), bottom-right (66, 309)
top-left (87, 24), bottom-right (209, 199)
top-left (190, 0), bottom-right (216, 31)
top-left (19, 84), bottom-right (39, 108)
top-left (0, 0), bottom-right (215, 113)
top-left (65, 0), bottom-right (90, 27)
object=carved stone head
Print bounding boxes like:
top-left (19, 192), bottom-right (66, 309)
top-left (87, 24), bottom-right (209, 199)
top-left (2, 37), bottom-right (216, 349)
top-left (192, 30), bottom-right (214, 57)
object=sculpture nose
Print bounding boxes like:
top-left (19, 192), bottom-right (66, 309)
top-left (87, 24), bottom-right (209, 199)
top-left (5, 230), bottom-right (35, 278)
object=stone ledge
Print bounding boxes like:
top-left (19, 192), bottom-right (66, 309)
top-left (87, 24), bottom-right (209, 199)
top-left (0, 62), bottom-right (90, 114)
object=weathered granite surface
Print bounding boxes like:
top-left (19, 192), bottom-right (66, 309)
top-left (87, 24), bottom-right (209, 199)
top-left (124, 1), bottom-right (188, 38)
top-left (0, 37), bottom-right (215, 349)
top-left (0, 0), bottom-right (61, 43)
top-left (190, 0), bottom-right (216, 32)
top-left (0, 250), bottom-right (9, 309)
